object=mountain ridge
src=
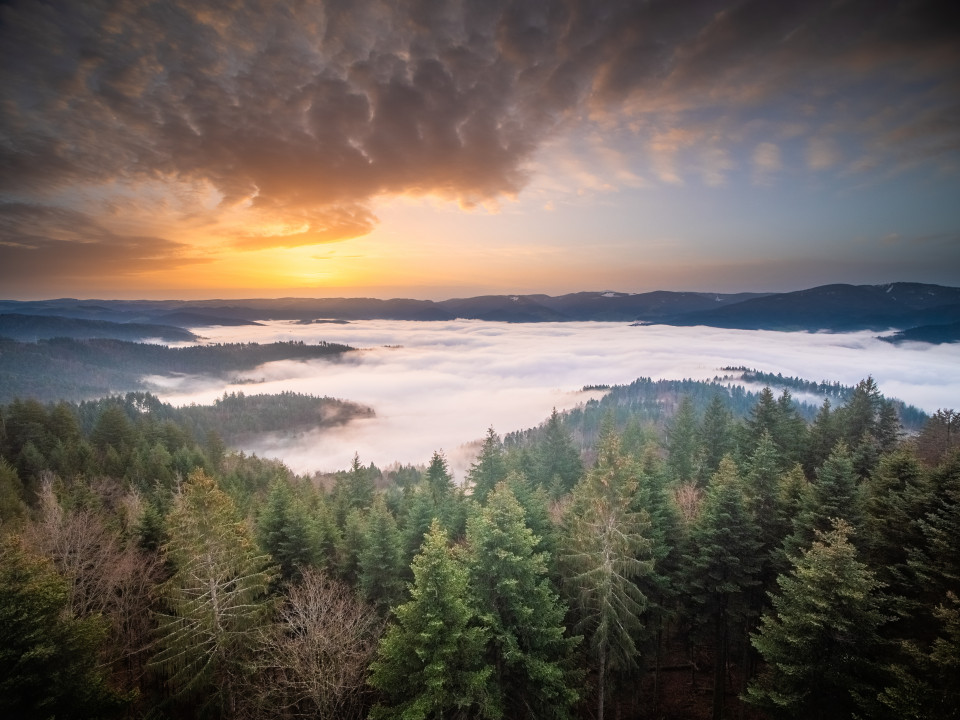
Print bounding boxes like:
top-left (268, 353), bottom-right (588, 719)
top-left (2, 282), bottom-right (959, 340)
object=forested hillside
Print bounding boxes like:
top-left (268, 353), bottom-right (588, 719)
top-left (1, 378), bottom-right (958, 719)
top-left (0, 338), bottom-right (354, 403)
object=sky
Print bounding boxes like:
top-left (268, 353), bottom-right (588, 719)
top-left (1, 0), bottom-right (959, 300)
top-left (150, 320), bottom-right (960, 476)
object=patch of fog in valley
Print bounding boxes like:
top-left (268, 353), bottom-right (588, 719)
top-left (150, 320), bottom-right (960, 478)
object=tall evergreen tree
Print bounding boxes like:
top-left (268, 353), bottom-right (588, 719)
top-left (535, 409), bottom-right (583, 498)
top-left (465, 483), bottom-right (580, 719)
top-left (467, 428), bottom-right (508, 505)
top-left (0, 538), bottom-right (125, 719)
top-left (666, 395), bottom-right (699, 485)
top-left (684, 456), bottom-right (762, 720)
top-left (257, 478), bottom-right (319, 582)
top-left (562, 424), bottom-right (653, 720)
top-left (359, 496), bottom-right (405, 613)
top-left (747, 520), bottom-right (888, 720)
top-left (151, 469), bottom-right (276, 716)
top-left (369, 520), bottom-right (495, 720)
top-left (698, 394), bottom-right (735, 484)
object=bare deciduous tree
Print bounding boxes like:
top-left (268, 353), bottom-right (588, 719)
top-left (247, 569), bottom-right (383, 720)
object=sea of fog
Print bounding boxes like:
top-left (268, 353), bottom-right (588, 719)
top-left (147, 320), bottom-right (960, 478)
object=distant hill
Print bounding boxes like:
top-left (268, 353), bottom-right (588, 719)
top-left (0, 337), bottom-right (354, 403)
top-left (879, 321), bottom-right (960, 345)
top-left (1, 282), bottom-right (958, 338)
top-left (0, 314), bottom-right (196, 342)
top-left (657, 283), bottom-right (960, 334)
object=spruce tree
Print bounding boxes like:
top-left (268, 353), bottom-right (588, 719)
top-left (666, 395), bottom-right (699, 485)
top-left (465, 483), bottom-right (580, 719)
top-left (257, 478), bottom-right (319, 582)
top-left (698, 394), bottom-right (734, 484)
top-left (562, 424), bottom-right (653, 720)
top-left (747, 520), bottom-right (888, 720)
top-left (685, 456), bottom-right (762, 720)
top-left (369, 520), bottom-right (494, 720)
top-left (359, 495), bottom-right (405, 613)
top-left (467, 427), bottom-right (508, 505)
top-left (151, 469), bottom-right (276, 715)
top-left (535, 409), bottom-right (583, 497)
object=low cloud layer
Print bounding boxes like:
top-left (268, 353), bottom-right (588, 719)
top-left (151, 320), bottom-right (960, 477)
top-left (1, 0), bottom-right (958, 290)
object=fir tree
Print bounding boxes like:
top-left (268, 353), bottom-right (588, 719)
top-left (151, 469), bottom-right (276, 716)
top-left (467, 427), bottom-right (507, 505)
top-left (465, 483), bottom-right (580, 719)
top-left (535, 409), bottom-right (583, 497)
top-left (369, 520), bottom-right (495, 720)
top-left (359, 495), bottom-right (405, 613)
top-left (747, 520), bottom-right (888, 720)
top-left (562, 424), bottom-right (653, 720)
top-left (684, 456), bottom-right (762, 720)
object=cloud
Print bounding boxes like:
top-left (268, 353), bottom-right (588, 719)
top-left (0, 202), bottom-right (209, 291)
top-left (150, 319), bottom-right (960, 477)
top-left (0, 0), bottom-right (958, 273)
top-left (807, 136), bottom-right (840, 170)
top-left (752, 141), bottom-right (782, 184)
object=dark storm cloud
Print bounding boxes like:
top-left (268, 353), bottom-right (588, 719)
top-left (0, 0), bottom-right (957, 254)
top-left (0, 202), bottom-right (208, 285)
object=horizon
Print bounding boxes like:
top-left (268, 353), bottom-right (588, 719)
top-left (4, 278), bottom-right (960, 305)
top-left (1, 1), bottom-right (959, 299)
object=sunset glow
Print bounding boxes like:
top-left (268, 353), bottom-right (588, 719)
top-left (1, 0), bottom-right (958, 299)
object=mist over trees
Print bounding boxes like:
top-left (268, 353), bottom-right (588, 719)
top-left (0, 373), bottom-right (958, 719)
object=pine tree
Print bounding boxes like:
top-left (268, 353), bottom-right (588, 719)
top-left (257, 478), bottom-right (319, 582)
top-left (369, 520), bottom-right (495, 720)
top-left (151, 469), bottom-right (276, 715)
top-left (747, 520), bottom-right (888, 720)
top-left (666, 395), bottom-right (699, 485)
top-left (698, 394), bottom-right (734, 484)
top-left (465, 483), bottom-right (580, 719)
top-left (359, 495), bottom-right (405, 613)
top-left (684, 456), bottom-right (762, 720)
top-left (805, 398), bottom-right (840, 475)
top-left (784, 442), bottom-right (862, 561)
top-left (467, 427), bottom-right (507, 505)
top-left (562, 424), bottom-right (653, 720)
top-left (535, 409), bottom-right (583, 497)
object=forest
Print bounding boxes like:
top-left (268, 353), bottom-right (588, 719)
top-left (0, 338), bottom-right (355, 403)
top-left (1, 376), bottom-right (959, 719)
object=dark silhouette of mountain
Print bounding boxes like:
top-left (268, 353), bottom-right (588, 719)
top-left (662, 283), bottom-right (960, 333)
top-left (0, 314), bottom-right (196, 342)
top-left (1, 283), bottom-right (957, 335)
top-left (153, 312), bottom-right (263, 327)
top-left (879, 321), bottom-right (960, 345)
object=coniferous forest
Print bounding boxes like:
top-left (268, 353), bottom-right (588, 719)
top-left (1, 377), bottom-right (959, 720)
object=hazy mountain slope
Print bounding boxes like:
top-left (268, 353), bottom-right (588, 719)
top-left (0, 314), bottom-right (197, 342)
top-left (664, 283), bottom-right (960, 331)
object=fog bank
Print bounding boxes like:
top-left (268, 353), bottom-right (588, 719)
top-left (151, 321), bottom-right (960, 477)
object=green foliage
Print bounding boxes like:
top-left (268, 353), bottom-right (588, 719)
top-left (684, 456), bottom-right (762, 720)
top-left (257, 478), bottom-right (320, 582)
top-left (465, 483), bottom-right (580, 719)
top-left (151, 469), bottom-right (276, 715)
top-left (698, 393), bottom-right (735, 484)
top-left (467, 427), bottom-right (508, 504)
top-left (0, 538), bottom-right (126, 719)
top-left (359, 496), bottom-right (405, 613)
top-left (369, 520), bottom-right (495, 720)
top-left (562, 424), bottom-right (653, 719)
top-left (666, 395), bottom-right (699, 484)
top-left (0, 458), bottom-right (28, 528)
top-left (747, 520), bottom-right (888, 720)
top-left (534, 409), bottom-right (583, 497)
